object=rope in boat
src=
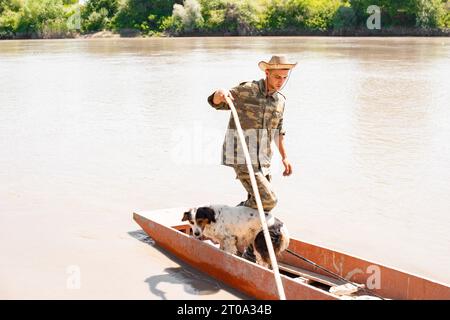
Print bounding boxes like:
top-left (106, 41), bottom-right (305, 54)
top-left (285, 249), bottom-right (385, 300)
top-left (225, 96), bottom-right (286, 300)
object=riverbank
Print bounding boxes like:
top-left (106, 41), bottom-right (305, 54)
top-left (1, 27), bottom-right (449, 40)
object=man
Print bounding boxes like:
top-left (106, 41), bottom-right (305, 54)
top-left (207, 55), bottom-right (296, 214)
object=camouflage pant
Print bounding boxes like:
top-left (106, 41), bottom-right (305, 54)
top-left (234, 166), bottom-right (278, 212)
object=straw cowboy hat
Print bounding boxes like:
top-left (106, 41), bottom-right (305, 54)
top-left (258, 55), bottom-right (297, 71)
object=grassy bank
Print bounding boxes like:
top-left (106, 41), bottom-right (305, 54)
top-left (0, 0), bottom-right (449, 39)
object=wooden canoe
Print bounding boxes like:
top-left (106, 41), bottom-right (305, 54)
top-left (133, 208), bottom-right (450, 300)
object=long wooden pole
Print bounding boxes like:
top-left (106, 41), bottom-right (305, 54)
top-left (225, 96), bottom-right (286, 300)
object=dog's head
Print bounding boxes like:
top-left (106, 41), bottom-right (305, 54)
top-left (182, 206), bottom-right (216, 239)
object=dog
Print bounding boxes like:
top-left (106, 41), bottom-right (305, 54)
top-left (182, 205), bottom-right (273, 255)
top-left (182, 205), bottom-right (289, 268)
top-left (242, 217), bottom-right (290, 269)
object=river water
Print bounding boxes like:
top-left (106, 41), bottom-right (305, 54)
top-left (0, 37), bottom-right (449, 298)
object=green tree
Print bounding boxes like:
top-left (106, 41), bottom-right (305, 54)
top-left (112, 0), bottom-right (181, 32)
top-left (15, 0), bottom-right (69, 37)
top-left (262, 0), bottom-right (342, 32)
top-left (332, 5), bottom-right (357, 30)
top-left (171, 0), bottom-right (203, 32)
top-left (349, 0), bottom-right (448, 28)
top-left (414, 0), bottom-right (447, 28)
top-left (0, 0), bottom-right (22, 38)
top-left (261, 0), bottom-right (305, 31)
top-left (303, 0), bottom-right (341, 31)
top-left (81, 0), bottom-right (118, 32)
top-left (199, 0), bottom-right (262, 35)
top-left (0, 0), bottom-right (81, 38)
top-left (349, 0), bottom-right (400, 26)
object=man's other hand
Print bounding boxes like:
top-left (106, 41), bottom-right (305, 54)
top-left (282, 158), bottom-right (292, 176)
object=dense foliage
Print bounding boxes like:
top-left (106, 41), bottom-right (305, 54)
top-left (0, 0), bottom-right (448, 38)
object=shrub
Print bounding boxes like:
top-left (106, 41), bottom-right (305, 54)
top-left (80, 0), bottom-right (118, 32)
top-left (414, 0), bottom-right (446, 28)
top-left (332, 6), bottom-right (357, 29)
top-left (172, 0), bottom-right (203, 32)
top-left (15, 0), bottom-right (70, 38)
top-left (112, 0), bottom-right (179, 32)
top-left (199, 0), bottom-right (262, 35)
top-left (303, 0), bottom-right (341, 31)
top-left (262, 0), bottom-right (341, 32)
top-left (349, 0), bottom-right (448, 29)
top-left (83, 7), bottom-right (109, 32)
top-left (443, 7), bottom-right (450, 28)
top-left (261, 0), bottom-right (305, 31)
top-left (0, 8), bottom-right (20, 38)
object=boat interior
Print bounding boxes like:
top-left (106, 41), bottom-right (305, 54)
top-left (173, 223), bottom-right (382, 300)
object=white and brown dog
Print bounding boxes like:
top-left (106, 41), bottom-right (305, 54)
top-left (182, 205), bottom-right (289, 268)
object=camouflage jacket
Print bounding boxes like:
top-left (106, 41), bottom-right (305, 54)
top-left (207, 79), bottom-right (286, 175)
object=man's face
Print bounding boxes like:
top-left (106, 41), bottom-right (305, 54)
top-left (265, 69), bottom-right (290, 92)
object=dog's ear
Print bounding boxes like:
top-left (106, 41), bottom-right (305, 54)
top-left (196, 207), bottom-right (216, 223)
top-left (182, 210), bottom-right (192, 222)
